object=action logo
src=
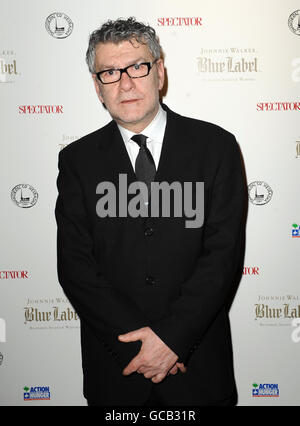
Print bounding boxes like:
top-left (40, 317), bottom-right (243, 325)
top-left (292, 223), bottom-right (300, 237)
top-left (23, 386), bottom-right (51, 401)
top-left (45, 13), bottom-right (73, 39)
top-left (252, 383), bottom-right (279, 397)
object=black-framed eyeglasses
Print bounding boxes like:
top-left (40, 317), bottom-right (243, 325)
top-left (95, 60), bottom-right (157, 84)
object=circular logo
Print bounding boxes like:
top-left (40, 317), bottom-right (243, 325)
top-left (288, 10), bottom-right (300, 36)
top-left (248, 181), bottom-right (273, 205)
top-left (45, 12), bottom-right (74, 39)
top-left (11, 184), bottom-right (38, 208)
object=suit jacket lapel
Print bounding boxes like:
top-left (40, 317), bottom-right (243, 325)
top-left (97, 104), bottom-right (187, 187)
top-left (98, 120), bottom-right (137, 186)
top-left (154, 104), bottom-right (187, 183)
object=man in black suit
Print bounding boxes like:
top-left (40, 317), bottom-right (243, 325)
top-left (55, 17), bottom-right (246, 406)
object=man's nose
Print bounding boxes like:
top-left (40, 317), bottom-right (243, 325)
top-left (119, 71), bottom-right (135, 91)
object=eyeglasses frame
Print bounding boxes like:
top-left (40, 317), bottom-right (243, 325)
top-left (95, 60), bottom-right (158, 84)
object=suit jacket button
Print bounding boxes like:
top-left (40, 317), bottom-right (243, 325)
top-left (145, 276), bottom-right (156, 285)
top-left (144, 227), bottom-right (154, 237)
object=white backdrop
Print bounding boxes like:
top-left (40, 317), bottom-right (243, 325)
top-left (1, 0), bottom-right (300, 406)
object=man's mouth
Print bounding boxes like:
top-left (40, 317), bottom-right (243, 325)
top-left (121, 99), bottom-right (140, 104)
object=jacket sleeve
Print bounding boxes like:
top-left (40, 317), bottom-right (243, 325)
top-left (150, 133), bottom-right (247, 364)
top-left (55, 148), bottom-right (149, 368)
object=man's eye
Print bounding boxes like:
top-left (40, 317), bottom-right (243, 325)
top-left (101, 69), bottom-right (116, 77)
top-left (133, 64), bottom-right (141, 70)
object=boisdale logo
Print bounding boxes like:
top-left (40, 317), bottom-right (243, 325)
top-left (18, 105), bottom-right (63, 114)
top-left (252, 383), bottom-right (279, 397)
top-left (292, 223), bottom-right (300, 237)
top-left (157, 17), bottom-right (203, 27)
top-left (24, 297), bottom-right (79, 330)
top-left (0, 270), bottom-right (29, 279)
top-left (11, 184), bottom-right (38, 208)
top-left (196, 47), bottom-right (259, 82)
top-left (256, 102), bottom-right (300, 111)
top-left (45, 13), bottom-right (73, 38)
top-left (288, 10), bottom-right (300, 36)
top-left (248, 181), bottom-right (273, 206)
top-left (23, 386), bottom-right (51, 401)
top-left (0, 50), bottom-right (18, 83)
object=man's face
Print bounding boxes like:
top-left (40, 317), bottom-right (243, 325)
top-left (92, 39), bottom-right (165, 132)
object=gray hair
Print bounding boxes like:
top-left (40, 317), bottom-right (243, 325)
top-left (86, 17), bottom-right (162, 74)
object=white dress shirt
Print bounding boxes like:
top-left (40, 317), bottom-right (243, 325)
top-left (117, 104), bottom-right (167, 171)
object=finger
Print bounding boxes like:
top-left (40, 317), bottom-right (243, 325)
top-left (144, 371), bottom-right (155, 379)
top-left (137, 365), bottom-right (148, 374)
top-left (151, 373), bottom-right (166, 383)
top-left (118, 328), bottom-right (145, 343)
top-left (177, 363), bottom-right (187, 373)
top-left (142, 365), bottom-right (162, 379)
top-left (168, 365), bottom-right (178, 375)
top-left (122, 356), bottom-right (141, 376)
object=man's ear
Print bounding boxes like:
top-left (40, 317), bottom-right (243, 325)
top-left (156, 59), bottom-right (165, 92)
top-left (92, 74), bottom-right (104, 103)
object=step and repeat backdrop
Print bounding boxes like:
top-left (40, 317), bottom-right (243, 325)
top-left (1, 0), bottom-right (300, 406)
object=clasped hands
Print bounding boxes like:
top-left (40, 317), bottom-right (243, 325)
top-left (118, 326), bottom-right (187, 384)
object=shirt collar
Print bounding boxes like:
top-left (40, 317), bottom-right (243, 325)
top-left (117, 104), bottom-right (167, 145)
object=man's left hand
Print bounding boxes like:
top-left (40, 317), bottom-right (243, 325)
top-left (118, 326), bottom-right (179, 383)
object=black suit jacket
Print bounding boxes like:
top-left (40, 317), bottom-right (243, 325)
top-left (55, 104), bottom-right (247, 406)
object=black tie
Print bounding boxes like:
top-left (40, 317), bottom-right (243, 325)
top-left (131, 134), bottom-right (156, 202)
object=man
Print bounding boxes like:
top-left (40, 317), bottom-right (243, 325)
top-left (55, 17), bottom-right (246, 406)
